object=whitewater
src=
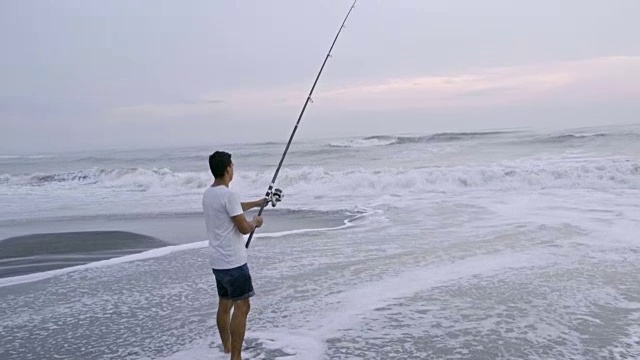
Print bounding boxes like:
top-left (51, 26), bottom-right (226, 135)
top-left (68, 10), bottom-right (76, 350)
top-left (1, 125), bottom-right (639, 359)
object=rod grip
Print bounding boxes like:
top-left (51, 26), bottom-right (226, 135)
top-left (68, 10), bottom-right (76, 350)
top-left (245, 197), bottom-right (269, 248)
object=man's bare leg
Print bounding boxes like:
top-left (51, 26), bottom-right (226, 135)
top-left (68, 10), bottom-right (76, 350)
top-left (230, 298), bottom-right (250, 360)
top-left (217, 298), bottom-right (234, 353)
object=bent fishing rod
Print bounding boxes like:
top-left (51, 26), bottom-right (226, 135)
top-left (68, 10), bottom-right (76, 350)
top-left (246, 0), bottom-right (357, 248)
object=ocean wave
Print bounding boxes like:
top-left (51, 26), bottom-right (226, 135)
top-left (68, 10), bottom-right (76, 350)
top-left (527, 132), bottom-right (640, 145)
top-left (2, 158), bottom-right (639, 194)
top-left (254, 160), bottom-right (640, 194)
top-left (0, 155), bottom-right (53, 160)
top-left (329, 136), bottom-right (398, 148)
top-left (1, 167), bottom-right (211, 190)
top-left (328, 131), bottom-right (509, 148)
top-left (329, 130), bottom-right (640, 149)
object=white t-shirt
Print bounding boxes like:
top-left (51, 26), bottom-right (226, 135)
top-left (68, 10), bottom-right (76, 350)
top-left (203, 185), bottom-right (247, 269)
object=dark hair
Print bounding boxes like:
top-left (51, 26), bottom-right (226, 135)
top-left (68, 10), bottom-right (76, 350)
top-left (209, 151), bottom-right (232, 179)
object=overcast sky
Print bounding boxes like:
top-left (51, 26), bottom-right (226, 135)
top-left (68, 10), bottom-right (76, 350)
top-left (1, 0), bottom-right (639, 153)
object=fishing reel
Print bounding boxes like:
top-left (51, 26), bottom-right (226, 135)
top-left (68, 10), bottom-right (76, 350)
top-left (266, 188), bottom-right (284, 207)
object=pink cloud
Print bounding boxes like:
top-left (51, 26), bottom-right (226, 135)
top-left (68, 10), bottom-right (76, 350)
top-left (111, 56), bottom-right (640, 118)
top-left (314, 56), bottom-right (640, 110)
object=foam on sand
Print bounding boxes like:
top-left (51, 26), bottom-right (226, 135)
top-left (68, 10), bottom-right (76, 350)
top-left (157, 331), bottom-right (324, 360)
top-left (154, 245), bottom-right (563, 360)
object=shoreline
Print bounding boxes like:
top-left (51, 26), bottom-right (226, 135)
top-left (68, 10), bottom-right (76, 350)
top-left (0, 208), bottom-right (363, 286)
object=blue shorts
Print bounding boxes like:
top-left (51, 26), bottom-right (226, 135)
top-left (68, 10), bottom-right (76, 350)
top-left (211, 263), bottom-right (255, 301)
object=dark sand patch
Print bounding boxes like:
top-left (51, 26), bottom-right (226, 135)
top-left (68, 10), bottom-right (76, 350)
top-left (0, 231), bottom-right (167, 278)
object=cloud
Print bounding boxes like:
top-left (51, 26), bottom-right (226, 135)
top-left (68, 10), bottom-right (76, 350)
top-left (315, 72), bottom-right (572, 109)
top-left (314, 56), bottom-right (640, 110)
top-left (110, 56), bottom-right (640, 119)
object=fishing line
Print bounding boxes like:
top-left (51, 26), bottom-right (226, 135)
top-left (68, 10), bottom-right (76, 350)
top-left (246, 0), bottom-right (358, 248)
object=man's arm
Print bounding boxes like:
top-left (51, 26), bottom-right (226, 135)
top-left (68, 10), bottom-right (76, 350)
top-left (231, 214), bottom-right (264, 235)
top-left (241, 198), bottom-right (266, 212)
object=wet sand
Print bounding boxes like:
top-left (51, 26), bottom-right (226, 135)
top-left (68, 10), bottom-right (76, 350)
top-left (0, 209), bottom-right (349, 279)
top-left (0, 231), bottom-right (167, 278)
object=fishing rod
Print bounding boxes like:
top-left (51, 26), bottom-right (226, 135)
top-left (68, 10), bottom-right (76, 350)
top-left (246, 0), bottom-right (357, 248)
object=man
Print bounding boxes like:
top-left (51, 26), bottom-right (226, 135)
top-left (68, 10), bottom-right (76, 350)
top-left (203, 151), bottom-right (264, 360)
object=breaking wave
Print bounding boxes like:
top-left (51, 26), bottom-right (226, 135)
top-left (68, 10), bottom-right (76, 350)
top-left (256, 159), bottom-right (640, 194)
top-left (3, 158), bottom-right (638, 195)
top-left (0, 168), bottom-right (211, 191)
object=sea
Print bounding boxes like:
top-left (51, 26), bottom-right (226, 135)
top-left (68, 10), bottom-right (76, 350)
top-left (1, 124), bottom-right (639, 359)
